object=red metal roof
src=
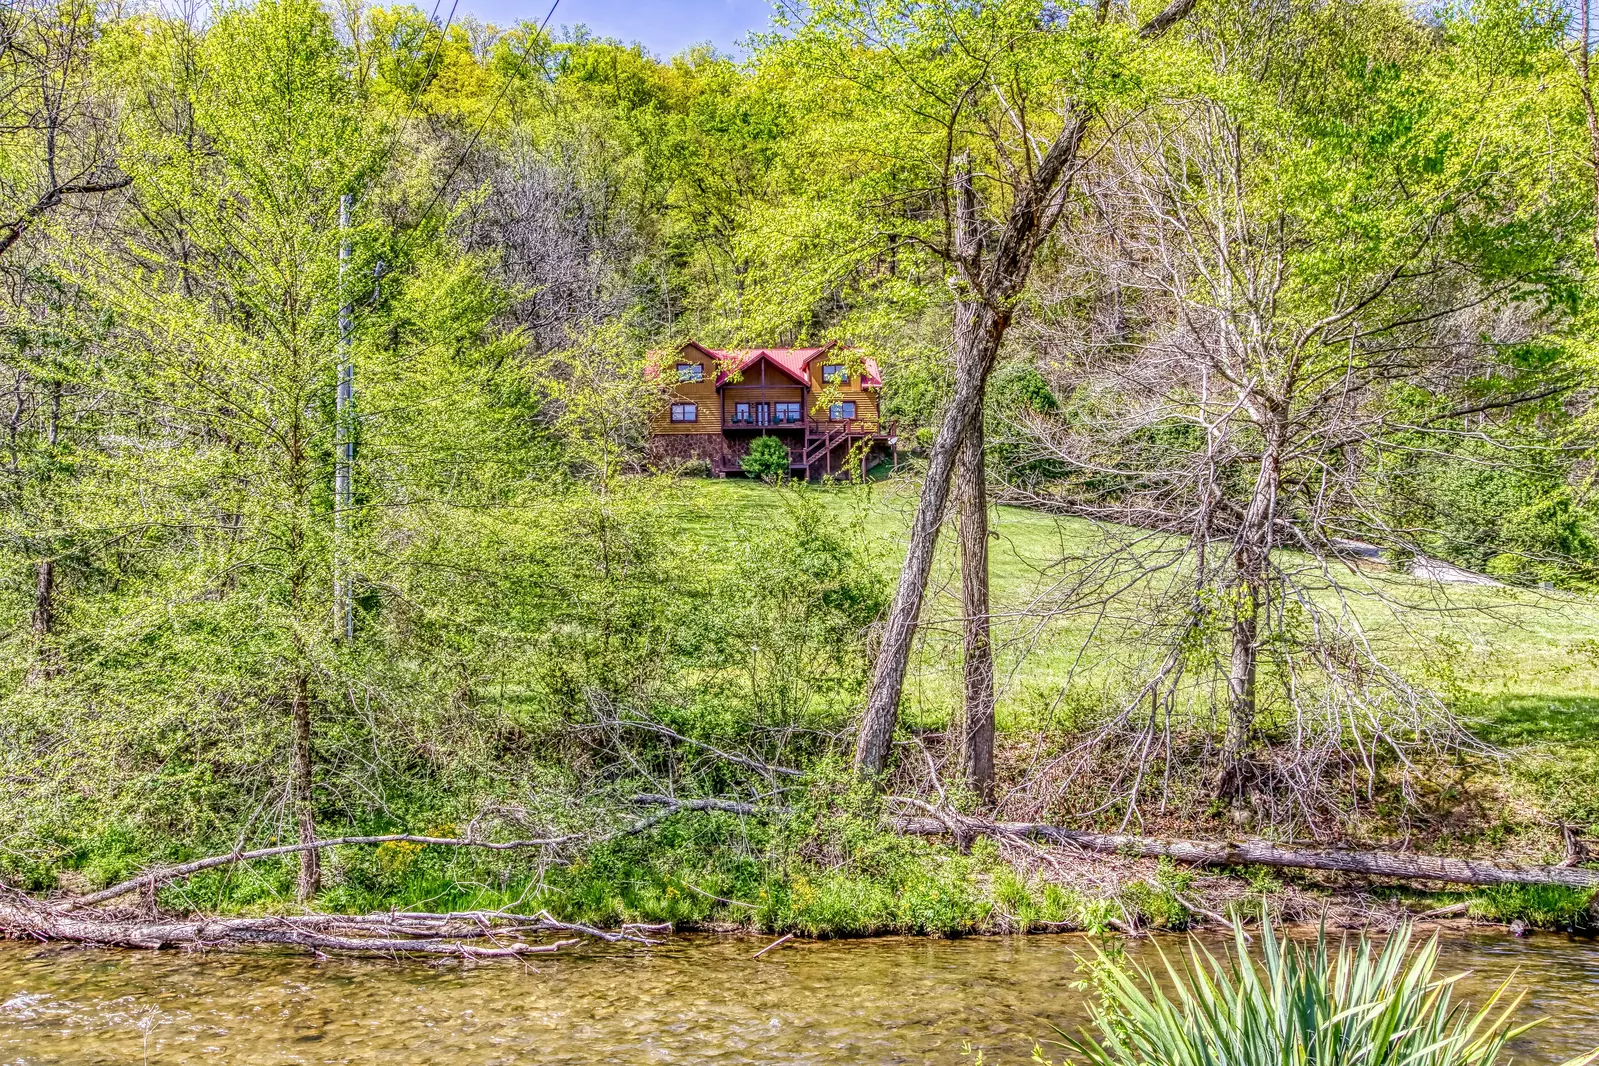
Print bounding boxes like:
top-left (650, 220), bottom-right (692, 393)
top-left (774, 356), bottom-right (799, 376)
top-left (647, 342), bottom-right (882, 388)
top-left (713, 348), bottom-right (820, 388)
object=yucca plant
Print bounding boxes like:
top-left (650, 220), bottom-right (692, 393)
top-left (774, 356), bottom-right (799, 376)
top-left (1048, 917), bottom-right (1596, 1066)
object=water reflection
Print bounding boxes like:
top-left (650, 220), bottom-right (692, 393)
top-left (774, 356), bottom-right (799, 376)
top-left (2, 931), bottom-right (1597, 1065)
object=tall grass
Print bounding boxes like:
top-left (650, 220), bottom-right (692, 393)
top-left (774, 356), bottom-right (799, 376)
top-left (1050, 918), bottom-right (1596, 1066)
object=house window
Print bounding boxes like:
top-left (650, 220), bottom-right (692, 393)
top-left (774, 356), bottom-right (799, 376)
top-left (829, 401), bottom-right (856, 421)
top-left (774, 402), bottom-right (802, 424)
top-left (822, 363), bottom-right (848, 384)
top-left (733, 402), bottom-right (751, 424)
top-left (676, 363), bottom-right (703, 382)
top-left (670, 403), bottom-right (698, 423)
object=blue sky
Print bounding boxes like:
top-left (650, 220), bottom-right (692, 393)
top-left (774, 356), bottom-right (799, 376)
top-left (460, 0), bottom-right (777, 56)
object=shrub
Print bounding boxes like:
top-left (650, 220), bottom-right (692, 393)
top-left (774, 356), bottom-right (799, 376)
top-left (1047, 917), bottom-right (1579, 1066)
top-left (1122, 859), bottom-right (1195, 930)
top-left (741, 436), bottom-right (791, 480)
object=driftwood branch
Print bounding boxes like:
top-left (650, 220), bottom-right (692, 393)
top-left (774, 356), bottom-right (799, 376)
top-left (58, 831), bottom-right (583, 913)
top-left (630, 793), bottom-right (759, 816)
top-left (1, 891), bottom-right (668, 956)
top-left (623, 793), bottom-right (761, 835)
top-left (0, 794), bottom-right (769, 956)
top-left (895, 813), bottom-right (1599, 888)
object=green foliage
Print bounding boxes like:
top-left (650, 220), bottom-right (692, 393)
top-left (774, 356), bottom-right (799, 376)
top-left (990, 365), bottom-right (1059, 417)
top-left (1121, 859), bottom-right (1197, 930)
top-left (1243, 866), bottom-right (1286, 895)
top-left (1467, 885), bottom-right (1595, 929)
top-left (4, 0), bottom-right (1599, 937)
top-left (1511, 744), bottom-right (1599, 832)
top-left (1391, 425), bottom-right (1599, 587)
top-left (741, 435), bottom-right (793, 480)
top-left (877, 342), bottom-right (951, 432)
top-left (1050, 919), bottom-right (1562, 1066)
top-left (985, 364), bottom-right (1069, 487)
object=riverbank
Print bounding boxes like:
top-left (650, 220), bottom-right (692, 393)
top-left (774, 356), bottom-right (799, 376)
top-left (9, 479), bottom-right (1599, 950)
top-left (12, 796), bottom-right (1598, 953)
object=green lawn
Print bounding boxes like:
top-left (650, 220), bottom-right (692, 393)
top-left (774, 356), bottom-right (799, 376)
top-left (663, 476), bottom-right (1599, 835)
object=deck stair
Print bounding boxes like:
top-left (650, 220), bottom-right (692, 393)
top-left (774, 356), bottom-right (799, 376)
top-left (801, 422), bottom-right (848, 474)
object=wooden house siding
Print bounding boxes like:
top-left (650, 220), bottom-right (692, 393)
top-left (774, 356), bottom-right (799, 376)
top-left (809, 388), bottom-right (879, 424)
top-left (806, 357), bottom-right (879, 423)
top-left (647, 341), bottom-right (895, 479)
top-left (649, 358), bottom-right (721, 435)
top-left (722, 385), bottom-right (806, 426)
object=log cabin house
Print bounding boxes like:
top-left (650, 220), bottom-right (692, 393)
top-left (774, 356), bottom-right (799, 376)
top-left (646, 340), bottom-right (897, 479)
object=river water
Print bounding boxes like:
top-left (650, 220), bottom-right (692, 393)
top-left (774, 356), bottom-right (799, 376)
top-left (2, 931), bottom-right (1597, 1065)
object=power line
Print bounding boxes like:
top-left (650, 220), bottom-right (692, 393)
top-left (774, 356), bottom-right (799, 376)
top-left (414, 0), bottom-right (561, 230)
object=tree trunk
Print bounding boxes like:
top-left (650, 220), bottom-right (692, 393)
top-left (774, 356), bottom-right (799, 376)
top-left (853, 104), bottom-right (1110, 778)
top-left (31, 558), bottom-right (53, 638)
top-left (25, 558), bottom-right (57, 684)
top-left (291, 673), bottom-right (319, 901)
top-left (956, 420), bottom-right (995, 804)
top-left (854, 299), bottom-right (1006, 776)
top-left (1220, 425), bottom-right (1282, 795)
top-left (28, 382), bottom-right (60, 681)
top-left (894, 816), bottom-right (1599, 888)
top-left (1575, 0), bottom-right (1599, 259)
top-left (1224, 577), bottom-right (1259, 761)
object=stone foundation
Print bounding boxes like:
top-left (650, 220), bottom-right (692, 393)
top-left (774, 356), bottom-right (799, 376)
top-left (647, 433), bottom-right (743, 470)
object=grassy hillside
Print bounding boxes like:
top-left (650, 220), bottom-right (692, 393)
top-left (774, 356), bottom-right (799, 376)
top-left (668, 477), bottom-right (1599, 725)
top-left (666, 476), bottom-right (1599, 843)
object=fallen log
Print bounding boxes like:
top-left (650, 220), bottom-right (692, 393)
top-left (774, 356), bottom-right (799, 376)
top-left (0, 890), bottom-right (668, 956)
top-left (894, 815), bottom-right (1599, 889)
top-left (0, 799), bottom-right (742, 956)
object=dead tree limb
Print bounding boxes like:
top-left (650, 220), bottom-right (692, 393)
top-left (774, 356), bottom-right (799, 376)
top-left (56, 832), bottom-right (584, 912)
top-left (1138, 0), bottom-right (1199, 38)
top-left (1, 892), bottom-right (666, 956)
top-left (895, 814), bottom-right (1599, 888)
top-left (629, 794), bottom-right (760, 816)
top-left (57, 798), bottom-right (751, 916)
top-left (1, 795), bottom-right (767, 956)
top-left (610, 720), bottom-right (802, 777)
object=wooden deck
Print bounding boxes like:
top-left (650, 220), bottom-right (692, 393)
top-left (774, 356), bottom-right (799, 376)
top-left (712, 418), bottom-right (897, 480)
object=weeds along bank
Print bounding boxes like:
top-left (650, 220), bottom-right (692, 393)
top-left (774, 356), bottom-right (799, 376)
top-left (1034, 919), bottom-right (1571, 1066)
top-left (6, 476), bottom-right (1599, 938)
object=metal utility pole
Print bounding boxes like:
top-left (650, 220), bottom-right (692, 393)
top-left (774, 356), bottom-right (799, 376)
top-left (333, 193), bottom-right (354, 642)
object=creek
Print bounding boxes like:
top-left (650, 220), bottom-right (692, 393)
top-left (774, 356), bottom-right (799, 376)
top-left (2, 930), bottom-right (1597, 1064)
